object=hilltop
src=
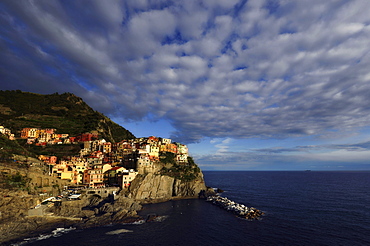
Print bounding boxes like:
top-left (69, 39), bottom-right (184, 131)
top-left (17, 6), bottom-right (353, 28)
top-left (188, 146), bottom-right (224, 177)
top-left (0, 90), bottom-right (135, 143)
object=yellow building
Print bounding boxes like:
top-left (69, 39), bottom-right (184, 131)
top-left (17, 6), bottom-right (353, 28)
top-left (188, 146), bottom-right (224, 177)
top-left (20, 128), bottom-right (40, 138)
top-left (149, 144), bottom-right (160, 157)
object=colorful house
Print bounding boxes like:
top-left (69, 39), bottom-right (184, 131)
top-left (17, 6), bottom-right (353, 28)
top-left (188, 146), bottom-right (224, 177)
top-left (104, 166), bottom-right (126, 187)
top-left (120, 169), bottom-right (138, 188)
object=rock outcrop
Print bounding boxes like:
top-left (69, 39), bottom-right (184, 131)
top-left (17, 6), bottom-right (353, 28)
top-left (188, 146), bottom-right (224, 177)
top-left (49, 194), bottom-right (143, 227)
top-left (127, 171), bottom-right (207, 203)
top-left (128, 173), bottom-right (174, 201)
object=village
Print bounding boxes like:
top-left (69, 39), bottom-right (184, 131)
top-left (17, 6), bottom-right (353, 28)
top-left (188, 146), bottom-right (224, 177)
top-left (0, 125), bottom-right (189, 190)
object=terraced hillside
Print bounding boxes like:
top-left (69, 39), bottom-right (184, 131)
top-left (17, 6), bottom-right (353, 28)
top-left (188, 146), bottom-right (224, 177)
top-left (0, 90), bottom-right (135, 143)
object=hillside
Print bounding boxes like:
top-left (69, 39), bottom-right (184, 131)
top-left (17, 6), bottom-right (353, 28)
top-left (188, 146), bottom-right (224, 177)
top-left (0, 90), bottom-right (135, 142)
top-left (0, 135), bottom-right (32, 161)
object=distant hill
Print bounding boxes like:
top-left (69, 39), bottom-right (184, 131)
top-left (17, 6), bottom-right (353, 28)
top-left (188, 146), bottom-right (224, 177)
top-left (0, 90), bottom-right (135, 142)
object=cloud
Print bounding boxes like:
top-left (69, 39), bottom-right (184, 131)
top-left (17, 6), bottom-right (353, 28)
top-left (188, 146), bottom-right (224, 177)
top-left (192, 139), bottom-right (370, 170)
top-left (2, 0), bottom-right (370, 144)
top-left (329, 141), bottom-right (370, 151)
top-left (214, 138), bottom-right (232, 154)
top-left (253, 140), bottom-right (370, 154)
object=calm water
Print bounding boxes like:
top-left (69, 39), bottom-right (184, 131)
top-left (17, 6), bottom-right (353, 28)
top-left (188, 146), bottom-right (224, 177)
top-left (20, 171), bottom-right (370, 246)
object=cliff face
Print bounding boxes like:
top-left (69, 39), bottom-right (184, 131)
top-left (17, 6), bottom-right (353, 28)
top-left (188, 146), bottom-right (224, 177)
top-left (128, 171), bottom-right (207, 203)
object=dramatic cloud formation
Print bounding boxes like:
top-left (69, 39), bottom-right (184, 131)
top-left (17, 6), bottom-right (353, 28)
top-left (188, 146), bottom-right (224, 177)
top-left (1, 0), bottom-right (370, 169)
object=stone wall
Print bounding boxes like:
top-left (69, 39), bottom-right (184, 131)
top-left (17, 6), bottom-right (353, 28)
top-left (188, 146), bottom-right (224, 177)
top-left (137, 160), bottom-right (162, 175)
top-left (0, 163), bottom-right (70, 196)
top-left (81, 187), bottom-right (120, 198)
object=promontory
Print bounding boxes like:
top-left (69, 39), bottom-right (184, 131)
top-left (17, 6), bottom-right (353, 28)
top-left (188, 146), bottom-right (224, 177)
top-left (0, 90), bottom-right (212, 244)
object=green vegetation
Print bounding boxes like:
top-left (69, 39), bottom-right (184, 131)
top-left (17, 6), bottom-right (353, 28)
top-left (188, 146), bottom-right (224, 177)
top-left (160, 156), bottom-right (200, 181)
top-left (0, 172), bottom-right (31, 190)
top-left (0, 135), bottom-right (32, 161)
top-left (159, 152), bottom-right (176, 165)
top-left (0, 90), bottom-right (135, 142)
top-left (26, 143), bottom-right (82, 159)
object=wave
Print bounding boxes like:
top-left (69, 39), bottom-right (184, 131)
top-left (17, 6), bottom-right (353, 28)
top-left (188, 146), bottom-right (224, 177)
top-left (12, 227), bottom-right (76, 246)
top-left (105, 229), bottom-right (133, 235)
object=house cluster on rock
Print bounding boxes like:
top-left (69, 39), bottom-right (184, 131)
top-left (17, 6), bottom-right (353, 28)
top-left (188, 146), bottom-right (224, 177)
top-left (11, 127), bottom-right (190, 190)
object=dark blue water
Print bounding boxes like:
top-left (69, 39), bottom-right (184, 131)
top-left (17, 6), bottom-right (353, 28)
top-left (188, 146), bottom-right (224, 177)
top-left (22, 171), bottom-right (370, 246)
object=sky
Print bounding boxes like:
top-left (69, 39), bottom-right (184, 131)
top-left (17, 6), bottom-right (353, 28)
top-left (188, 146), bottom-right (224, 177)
top-left (1, 0), bottom-right (370, 171)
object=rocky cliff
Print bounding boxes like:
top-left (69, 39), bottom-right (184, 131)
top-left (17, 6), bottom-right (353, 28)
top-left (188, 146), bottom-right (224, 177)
top-left (127, 171), bottom-right (207, 203)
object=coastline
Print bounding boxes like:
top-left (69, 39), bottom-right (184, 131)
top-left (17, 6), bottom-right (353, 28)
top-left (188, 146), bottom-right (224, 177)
top-left (0, 164), bottom-right (208, 245)
top-left (0, 196), bottom-right (202, 245)
top-left (1, 216), bottom-right (79, 245)
top-left (1, 214), bottom-right (146, 245)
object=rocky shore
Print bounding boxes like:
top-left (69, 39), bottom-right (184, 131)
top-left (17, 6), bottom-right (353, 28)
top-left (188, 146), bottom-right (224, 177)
top-left (0, 171), bottom-right (263, 245)
top-left (0, 191), bottom-right (263, 245)
top-left (0, 191), bottom-right (143, 245)
top-left (0, 171), bottom-right (207, 245)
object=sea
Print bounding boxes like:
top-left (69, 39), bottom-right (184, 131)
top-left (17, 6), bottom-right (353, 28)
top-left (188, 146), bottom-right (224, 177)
top-left (14, 171), bottom-right (370, 246)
